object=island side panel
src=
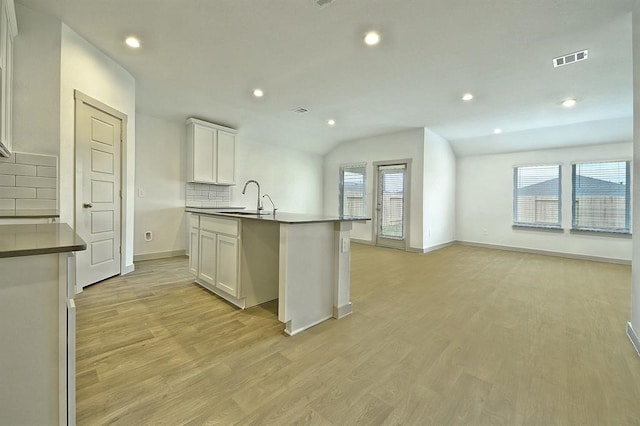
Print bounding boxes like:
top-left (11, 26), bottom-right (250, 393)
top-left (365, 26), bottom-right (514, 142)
top-left (278, 222), bottom-right (334, 335)
top-left (0, 254), bottom-right (60, 425)
top-left (240, 220), bottom-right (280, 307)
top-left (333, 221), bottom-right (353, 318)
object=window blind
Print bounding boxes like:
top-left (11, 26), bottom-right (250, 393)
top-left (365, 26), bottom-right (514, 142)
top-left (339, 164), bottom-right (366, 217)
top-left (513, 165), bottom-right (561, 226)
top-left (572, 161), bottom-right (630, 232)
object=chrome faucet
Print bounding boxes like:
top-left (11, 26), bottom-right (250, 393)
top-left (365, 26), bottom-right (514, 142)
top-left (263, 194), bottom-right (277, 215)
top-left (242, 180), bottom-right (263, 212)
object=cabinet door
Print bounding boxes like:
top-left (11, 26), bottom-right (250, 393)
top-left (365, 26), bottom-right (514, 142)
top-left (216, 130), bottom-right (235, 184)
top-left (198, 230), bottom-right (217, 285)
top-left (216, 234), bottom-right (239, 297)
top-left (192, 124), bottom-right (216, 183)
top-left (188, 227), bottom-right (199, 276)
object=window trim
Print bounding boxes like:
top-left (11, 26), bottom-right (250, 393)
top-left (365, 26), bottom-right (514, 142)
top-left (513, 163), bottom-right (562, 228)
top-left (571, 160), bottom-right (631, 234)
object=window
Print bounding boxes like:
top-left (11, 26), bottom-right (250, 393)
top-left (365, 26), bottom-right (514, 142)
top-left (340, 164), bottom-right (366, 217)
top-left (513, 164), bottom-right (561, 227)
top-left (572, 161), bottom-right (630, 233)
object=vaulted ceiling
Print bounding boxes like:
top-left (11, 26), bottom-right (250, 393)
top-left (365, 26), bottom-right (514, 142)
top-left (17, 0), bottom-right (635, 156)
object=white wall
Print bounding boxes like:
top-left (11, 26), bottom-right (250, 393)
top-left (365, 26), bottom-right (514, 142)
top-left (60, 24), bottom-right (136, 271)
top-left (231, 135), bottom-right (324, 214)
top-left (457, 142), bottom-right (633, 262)
top-left (134, 114), bottom-right (186, 257)
top-left (13, 3), bottom-right (61, 156)
top-left (323, 128), bottom-right (424, 249)
top-left (630, 0), bottom-right (640, 345)
top-left (424, 128), bottom-right (456, 247)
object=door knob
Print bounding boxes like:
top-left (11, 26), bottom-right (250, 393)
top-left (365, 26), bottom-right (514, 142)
top-left (83, 203), bottom-right (93, 208)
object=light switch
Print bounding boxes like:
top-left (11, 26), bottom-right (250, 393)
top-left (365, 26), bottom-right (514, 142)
top-left (341, 237), bottom-right (350, 253)
top-left (138, 188), bottom-right (145, 198)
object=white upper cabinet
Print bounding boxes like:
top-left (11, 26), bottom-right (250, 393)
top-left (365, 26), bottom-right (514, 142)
top-left (186, 118), bottom-right (237, 185)
top-left (0, 0), bottom-right (17, 158)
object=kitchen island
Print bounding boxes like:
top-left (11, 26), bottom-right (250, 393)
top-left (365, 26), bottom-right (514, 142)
top-left (186, 208), bottom-right (368, 335)
top-left (0, 223), bottom-right (86, 425)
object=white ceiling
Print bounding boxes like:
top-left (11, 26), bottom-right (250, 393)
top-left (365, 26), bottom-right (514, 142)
top-left (17, 0), bottom-right (634, 156)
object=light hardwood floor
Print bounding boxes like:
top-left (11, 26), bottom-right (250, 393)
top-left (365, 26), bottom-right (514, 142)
top-left (75, 244), bottom-right (640, 425)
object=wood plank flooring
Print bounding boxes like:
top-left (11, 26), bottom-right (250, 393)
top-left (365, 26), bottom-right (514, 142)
top-left (75, 244), bottom-right (640, 425)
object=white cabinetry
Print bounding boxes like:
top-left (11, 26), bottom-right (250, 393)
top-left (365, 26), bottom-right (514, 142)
top-left (187, 213), bottom-right (280, 309)
top-left (190, 214), bottom-right (240, 300)
top-left (186, 118), bottom-right (237, 185)
top-left (0, 0), bottom-right (17, 157)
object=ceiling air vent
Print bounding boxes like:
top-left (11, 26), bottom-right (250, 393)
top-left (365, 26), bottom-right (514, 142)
top-left (291, 107), bottom-right (309, 114)
top-left (553, 49), bottom-right (588, 68)
top-left (314, 0), bottom-right (335, 8)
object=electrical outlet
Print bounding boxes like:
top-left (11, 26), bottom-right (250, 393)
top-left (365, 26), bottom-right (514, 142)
top-left (138, 188), bottom-right (145, 198)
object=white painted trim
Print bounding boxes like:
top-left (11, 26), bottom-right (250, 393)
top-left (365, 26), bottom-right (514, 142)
top-left (133, 250), bottom-right (187, 262)
top-left (628, 322), bottom-right (640, 357)
top-left (351, 238), bottom-right (374, 246)
top-left (122, 264), bottom-right (135, 274)
top-left (284, 315), bottom-right (333, 336)
top-left (407, 240), bottom-right (455, 254)
top-left (333, 302), bottom-right (353, 319)
top-left (456, 240), bottom-right (631, 265)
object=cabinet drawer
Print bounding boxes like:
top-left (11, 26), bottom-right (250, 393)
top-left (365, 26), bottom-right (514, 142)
top-left (200, 216), bottom-right (239, 237)
top-left (189, 214), bottom-right (200, 229)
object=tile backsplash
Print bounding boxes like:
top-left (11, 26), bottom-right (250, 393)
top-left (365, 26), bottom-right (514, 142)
top-left (0, 152), bottom-right (58, 212)
top-left (186, 183), bottom-right (230, 207)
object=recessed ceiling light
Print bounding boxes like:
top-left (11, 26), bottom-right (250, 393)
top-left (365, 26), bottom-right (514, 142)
top-left (125, 36), bottom-right (140, 48)
top-left (253, 88), bottom-right (264, 98)
top-left (461, 93), bottom-right (474, 101)
top-left (364, 31), bottom-right (381, 46)
top-left (493, 128), bottom-right (502, 134)
top-left (327, 119), bottom-right (336, 126)
top-left (562, 98), bottom-right (577, 108)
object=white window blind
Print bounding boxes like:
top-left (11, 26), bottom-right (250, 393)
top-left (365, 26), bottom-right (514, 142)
top-left (572, 161), bottom-right (630, 232)
top-left (513, 165), bottom-right (561, 227)
top-left (339, 164), bottom-right (366, 217)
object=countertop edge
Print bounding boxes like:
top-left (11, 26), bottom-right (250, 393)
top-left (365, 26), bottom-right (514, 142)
top-left (0, 243), bottom-right (87, 258)
top-left (185, 208), bottom-right (370, 224)
top-left (0, 223), bottom-right (87, 258)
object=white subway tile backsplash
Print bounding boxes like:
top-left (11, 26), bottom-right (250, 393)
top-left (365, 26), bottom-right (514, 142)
top-left (37, 188), bottom-right (56, 199)
top-left (15, 152), bottom-right (57, 167)
top-left (15, 199), bottom-right (56, 210)
top-left (36, 166), bottom-right (57, 177)
top-left (0, 163), bottom-right (36, 176)
top-left (0, 199), bottom-right (15, 209)
top-left (185, 183), bottom-right (230, 208)
top-left (16, 176), bottom-right (57, 189)
top-left (0, 187), bottom-right (36, 199)
top-left (0, 152), bottom-right (58, 214)
top-left (0, 175), bottom-right (15, 186)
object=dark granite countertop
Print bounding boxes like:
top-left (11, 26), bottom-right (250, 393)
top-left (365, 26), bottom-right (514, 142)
top-left (186, 207), bottom-right (370, 224)
top-left (0, 223), bottom-right (86, 258)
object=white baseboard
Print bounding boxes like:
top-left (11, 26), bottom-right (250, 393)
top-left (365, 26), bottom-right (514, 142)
top-left (628, 322), bottom-right (640, 357)
top-left (456, 240), bottom-right (631, 265)
top-left (122, 264), bottom-right (135, 274)
top-left (351, 238), bottom-right (374, 246)
top-left (407, 240), bottom-right (455, 254)
top-left (333, 302), bottom-right (353, 319)
top-left (133, 250), bottom-right (187, 262)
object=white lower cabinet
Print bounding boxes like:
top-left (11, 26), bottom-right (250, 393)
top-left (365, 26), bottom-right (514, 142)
top-left (188, 226), bottom-right (199, 275)
top-left (216, 234), bottom-right (239, 297)
top-left (189, 214), bottom-right (241, 302)
top-left (198, 229), bottom-right (217, 285)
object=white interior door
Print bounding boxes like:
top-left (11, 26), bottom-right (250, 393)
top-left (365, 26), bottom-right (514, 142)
top-left (75, 94), bottom-right (122, 288)
top-left (375, 163), bottom-right (408, 249)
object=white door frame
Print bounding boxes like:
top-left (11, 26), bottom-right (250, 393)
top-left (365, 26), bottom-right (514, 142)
top-left (373, 159), bottom-right (411, 250)
top-left (74, 90), bottom-right (128, 290)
